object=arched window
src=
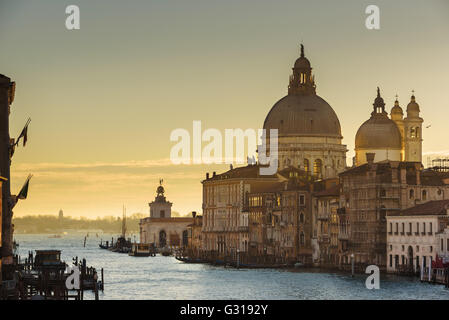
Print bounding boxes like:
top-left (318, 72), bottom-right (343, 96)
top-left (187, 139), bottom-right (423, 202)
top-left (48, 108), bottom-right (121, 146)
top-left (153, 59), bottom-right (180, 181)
top-left (422, 190), bottom-right (427, 201)
top-left (300, 232), bottom-right (305, 245)
top-left (410, 128), bottom-right (416, 138)
top-left (299, 212), bottom-right (304, 223)
top-left (313, 159), bottom-right (322, 177)
top-left (303, 159), bottom-right (309, 173)
top-left (409, 189), bottom-right (414, 199)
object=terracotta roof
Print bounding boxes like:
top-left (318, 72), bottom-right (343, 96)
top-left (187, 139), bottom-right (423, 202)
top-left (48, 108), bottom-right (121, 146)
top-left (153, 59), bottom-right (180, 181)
top-left (389, 200), bottom-right (449, 217)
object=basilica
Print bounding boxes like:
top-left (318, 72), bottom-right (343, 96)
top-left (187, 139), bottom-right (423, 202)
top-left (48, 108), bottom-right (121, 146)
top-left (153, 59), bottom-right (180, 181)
top-left (191, 45), bottom-right (449, 270)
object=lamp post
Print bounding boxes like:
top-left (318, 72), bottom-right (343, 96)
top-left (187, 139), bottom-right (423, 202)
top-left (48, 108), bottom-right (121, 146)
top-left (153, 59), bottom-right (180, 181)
top-left (237, 249), bottom-right (240, 269)
top-left (351, 253), bottom-right (355, 277)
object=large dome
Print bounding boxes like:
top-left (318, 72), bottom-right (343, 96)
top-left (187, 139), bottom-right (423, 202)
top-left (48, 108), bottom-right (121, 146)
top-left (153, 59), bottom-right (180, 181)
top-left (355, 114), bottom-right (402, 149)
top-left (263, 94), bottom-right (342, 138)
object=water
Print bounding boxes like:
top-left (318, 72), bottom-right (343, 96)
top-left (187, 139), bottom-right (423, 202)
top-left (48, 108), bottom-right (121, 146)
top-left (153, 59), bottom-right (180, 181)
top-left (14, 234), bottom-right (449, 300)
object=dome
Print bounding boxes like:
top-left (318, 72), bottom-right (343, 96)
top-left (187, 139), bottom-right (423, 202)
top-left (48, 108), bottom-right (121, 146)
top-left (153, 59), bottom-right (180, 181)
top-left (355, 114), bottom-right (402, 149)
top-left (390, 99), bottom-right (403, 120)
top-left (263, 94), bottom-right (342, 137)
top-left (294, 56), bottom-right (311, 69)
top-left (407, 95), bottom-right (420, 114)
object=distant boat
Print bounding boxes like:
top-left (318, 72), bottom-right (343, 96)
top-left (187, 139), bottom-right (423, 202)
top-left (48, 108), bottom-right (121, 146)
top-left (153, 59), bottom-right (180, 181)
top-left (48, 234), bottom-right (62, 238)
top-left (129, 243), bottom-right (156, 257)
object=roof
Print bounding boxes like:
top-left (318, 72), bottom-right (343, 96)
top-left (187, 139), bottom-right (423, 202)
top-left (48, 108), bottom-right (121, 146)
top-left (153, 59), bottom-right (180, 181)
top-left (314, 184), bottom-right (340, 197)
top-left (389, 200), bottom-right (449, 217)
top-left (263, 94), bottom-right (342, 138)
top-left (355, 113), bottom-right (402, 149)
top-left (203, 164), bottom-right (278, 182)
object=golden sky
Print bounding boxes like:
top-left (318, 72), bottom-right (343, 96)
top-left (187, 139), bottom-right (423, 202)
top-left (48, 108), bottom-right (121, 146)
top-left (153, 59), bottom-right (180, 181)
top-left (1, 0), bottom-right (448, 217)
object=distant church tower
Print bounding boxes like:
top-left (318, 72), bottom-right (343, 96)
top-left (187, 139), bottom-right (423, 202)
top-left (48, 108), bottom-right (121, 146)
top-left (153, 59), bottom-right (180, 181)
top-left (149, 179), bottom-right (172, 218)
top-left (403, 93), bottom-right (423, 162)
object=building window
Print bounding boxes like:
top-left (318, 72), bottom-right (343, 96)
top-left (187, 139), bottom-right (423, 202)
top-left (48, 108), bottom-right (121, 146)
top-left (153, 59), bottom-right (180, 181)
top-left (160, 210), bottom-right (165, 218)
top-left (422, 190), bottom-right (427, 201)
top-left (409, 189), bottom-right (414, 199)
top-left (389, 255), bottom-right (392, 267)
top-left (300, 232), bottom-right (305, 245)
top-left (299, 195), bottom-right (305, 206)
top-left (416, 245), bottom-right (419, 252)
top-left (300, 213), bottom-right (304, 224)
top-left (430, 246), bottom-right (433, 253)
top-left (410, 127), bottom-right (416, 138)
top-left (447, 239), bottom-right (449, 252)
top-left (313, 159), bottom-right (322, 177)
top-left (304, 159), bottom-right (309, 173)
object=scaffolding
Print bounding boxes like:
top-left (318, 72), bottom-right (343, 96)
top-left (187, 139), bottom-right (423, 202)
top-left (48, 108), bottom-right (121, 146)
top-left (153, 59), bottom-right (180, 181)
top-left (430, 158), bottom-right (449, 172)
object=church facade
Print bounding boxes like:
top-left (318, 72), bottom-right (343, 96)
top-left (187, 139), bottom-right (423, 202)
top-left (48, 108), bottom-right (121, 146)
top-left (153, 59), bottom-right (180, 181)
top-left (139, 182), bottom-right (193, 248)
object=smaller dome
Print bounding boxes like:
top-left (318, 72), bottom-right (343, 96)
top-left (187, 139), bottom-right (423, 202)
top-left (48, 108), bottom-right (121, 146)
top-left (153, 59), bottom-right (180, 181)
top-left (356, 115), bottom-right (402, 149)
top-left (294, 56), bottom-right (311, 69)
top-left (390, 99), bottom-right (403, 119)
top-left (407, 95), bottom-right (420, 114)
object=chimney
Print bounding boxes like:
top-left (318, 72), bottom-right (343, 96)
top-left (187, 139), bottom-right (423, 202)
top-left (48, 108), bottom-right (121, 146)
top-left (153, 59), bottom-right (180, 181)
top-left (366, 153), bottom-right (375, 165)
top-left (206, 172), bottom-right (209, 179)
top-left (213, 171), bottom-right (216, 177)
top-left (400, 166), bottom-right (406, 184)
top-left (391, 162), bottom-right (399, 183)
top-left (192, 211), bottom-right (197, 218)
top-left (415, 163), bottom-right (421, 185)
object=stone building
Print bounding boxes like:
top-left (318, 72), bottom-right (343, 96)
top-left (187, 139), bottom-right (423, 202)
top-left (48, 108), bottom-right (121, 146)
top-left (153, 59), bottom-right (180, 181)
top-left (339, 159), bottom-right (449, 270)
top-left (139, 182), bottom-right (193, 248)
top-left (201, 165), bottom-right (280, 260)
top-left (246, 168), bottom-right (313, 264)
top-left (186, 212), bottom-right (203, 256)
top-left (386, 200), bottom-right (449, 273)
top-left (312, 180), bottom-right (340, 266)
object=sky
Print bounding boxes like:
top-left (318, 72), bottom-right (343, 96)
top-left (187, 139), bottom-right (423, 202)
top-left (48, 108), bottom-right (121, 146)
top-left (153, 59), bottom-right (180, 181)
top-left (0, 0), bottom-right (448, 218)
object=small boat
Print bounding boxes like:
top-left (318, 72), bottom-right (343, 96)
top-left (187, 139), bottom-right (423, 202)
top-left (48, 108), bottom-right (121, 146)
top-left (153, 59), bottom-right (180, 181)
top-left (48, 234), bottom-right (62, 238)
top-left (294, 262), bottom-right (305, 268)
top-left (160, 247), bottom-right (172, 256)
top-left (129, 243), bottom-right (156, 257)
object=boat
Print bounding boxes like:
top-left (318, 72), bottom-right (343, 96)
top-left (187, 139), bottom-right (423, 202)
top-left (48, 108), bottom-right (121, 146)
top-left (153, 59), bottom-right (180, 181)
top-left (160, 247), bottom-right (172, 256)
top-left (129, 243), bottom-right (156, 257)
top-left (48, 234), bottom-right (62, 238)
top-left (104, 205), bottom-right (132, 253)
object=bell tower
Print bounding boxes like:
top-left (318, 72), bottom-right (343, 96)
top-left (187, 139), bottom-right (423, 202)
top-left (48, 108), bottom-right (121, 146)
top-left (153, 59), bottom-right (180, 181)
top-left (404, 93), bottom-right (423, 163)
top-left (149, 179), bottom-right (172, 218)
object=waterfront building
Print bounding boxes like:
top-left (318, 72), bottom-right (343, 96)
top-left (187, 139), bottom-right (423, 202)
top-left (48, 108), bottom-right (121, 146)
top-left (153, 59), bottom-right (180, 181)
top-left (436, 226), bottom-right (449, 263)
top-left (312, 180), bottom-right (340, 266)
top-left (246, 167), bottom-right (313, 264)
top-left (386, 200), bottom-right (449, 273)
top-left (339, 159), bottom-right (449, 270)
top-left (186, 212), bottom-right (203, 256)
top-left (201, 164), bottom-right (280, 260)
top-left (139, 182), bottom-right (193, 248)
